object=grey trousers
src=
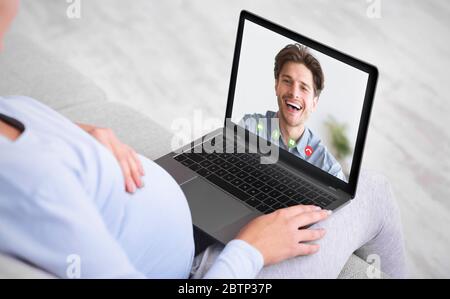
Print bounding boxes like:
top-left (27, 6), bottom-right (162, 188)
top-left (190, 170), bottom-right (407, 279)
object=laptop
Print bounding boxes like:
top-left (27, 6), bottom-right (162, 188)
top-left (155, 10), bottom-right (378, 244)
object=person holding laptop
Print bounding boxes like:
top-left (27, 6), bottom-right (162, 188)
top-left (240, 44), bottom-right (346, 181)
top-left (0, 0), bottom-right (406, 278)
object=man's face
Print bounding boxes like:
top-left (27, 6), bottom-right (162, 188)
top-left (275, 61), bottom-right (319, 129)
top-left (0, 0), bottom-right (19, 51)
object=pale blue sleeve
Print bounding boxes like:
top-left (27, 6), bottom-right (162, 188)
top-left (0, 164), bottom-right (145, 279)
top-left (203, 239), bottom-right (264, 279)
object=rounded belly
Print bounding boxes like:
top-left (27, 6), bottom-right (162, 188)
top-left (114, 156), bottom-right (195, 278)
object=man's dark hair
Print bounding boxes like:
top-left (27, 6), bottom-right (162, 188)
top-left (274, 44), bottom-right (324, 97)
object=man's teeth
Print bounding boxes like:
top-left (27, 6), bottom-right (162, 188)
top-left (286, 101), bottom-right (302, 111)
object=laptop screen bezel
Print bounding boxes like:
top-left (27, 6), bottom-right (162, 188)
top-left (224, 10), bottom-right (378, 198)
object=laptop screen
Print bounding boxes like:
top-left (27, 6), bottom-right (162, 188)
top-left (230, 19), bottom-right (370, 184)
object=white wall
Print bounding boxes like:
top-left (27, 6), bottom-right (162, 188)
top-left (231, 20), bottom-right (369, 170)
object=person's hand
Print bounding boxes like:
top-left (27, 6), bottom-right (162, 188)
top-left (76, 123), bottom-right (144, 193)
top-left (236, 205), bottom-right (330, 266)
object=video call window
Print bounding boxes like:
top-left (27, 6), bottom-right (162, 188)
top-left (231, 21), bottom-right (369, 183)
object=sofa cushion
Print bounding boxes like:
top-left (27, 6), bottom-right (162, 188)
top-left (0, 34), bottom-right (106, 110)
top-left (0, 253), bottom-right (55, 279)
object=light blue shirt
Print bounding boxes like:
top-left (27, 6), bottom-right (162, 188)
top-left (0, 96), bottom-right (263, 278)
top-left (240, 111), bottom-right (346, 182)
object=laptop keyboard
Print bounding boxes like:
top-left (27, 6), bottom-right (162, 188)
top-left (173, 139), bottom-right (336, 214)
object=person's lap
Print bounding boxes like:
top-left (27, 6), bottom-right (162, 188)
top-left (191, 170), bottom-right (406, 278)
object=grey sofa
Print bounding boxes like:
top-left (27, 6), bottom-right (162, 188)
top-left (0, 34), bottom-right (385, 279)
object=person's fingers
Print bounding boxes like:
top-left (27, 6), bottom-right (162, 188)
top-left (129, 147), bottom-right (144, 176)
top-left (119, 157), bottom-right (135, 193)
top-left (127, 154), bottom-right (143, 188)
top-left (281, 204), bottom-right (322, 218)
top-left (297, 228), bottom-right (326, 243)
top-left (295, 210), bottom-right (331, 228)
top-left (88, 127), bottom-right (144, 193)
top-left (295, 243), bottom-right (320, 256)
top-left (113, 142), bottom-right (144, 193)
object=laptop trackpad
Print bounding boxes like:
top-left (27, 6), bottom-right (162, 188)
top-left (181, 178), bottom-right (254, 233)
